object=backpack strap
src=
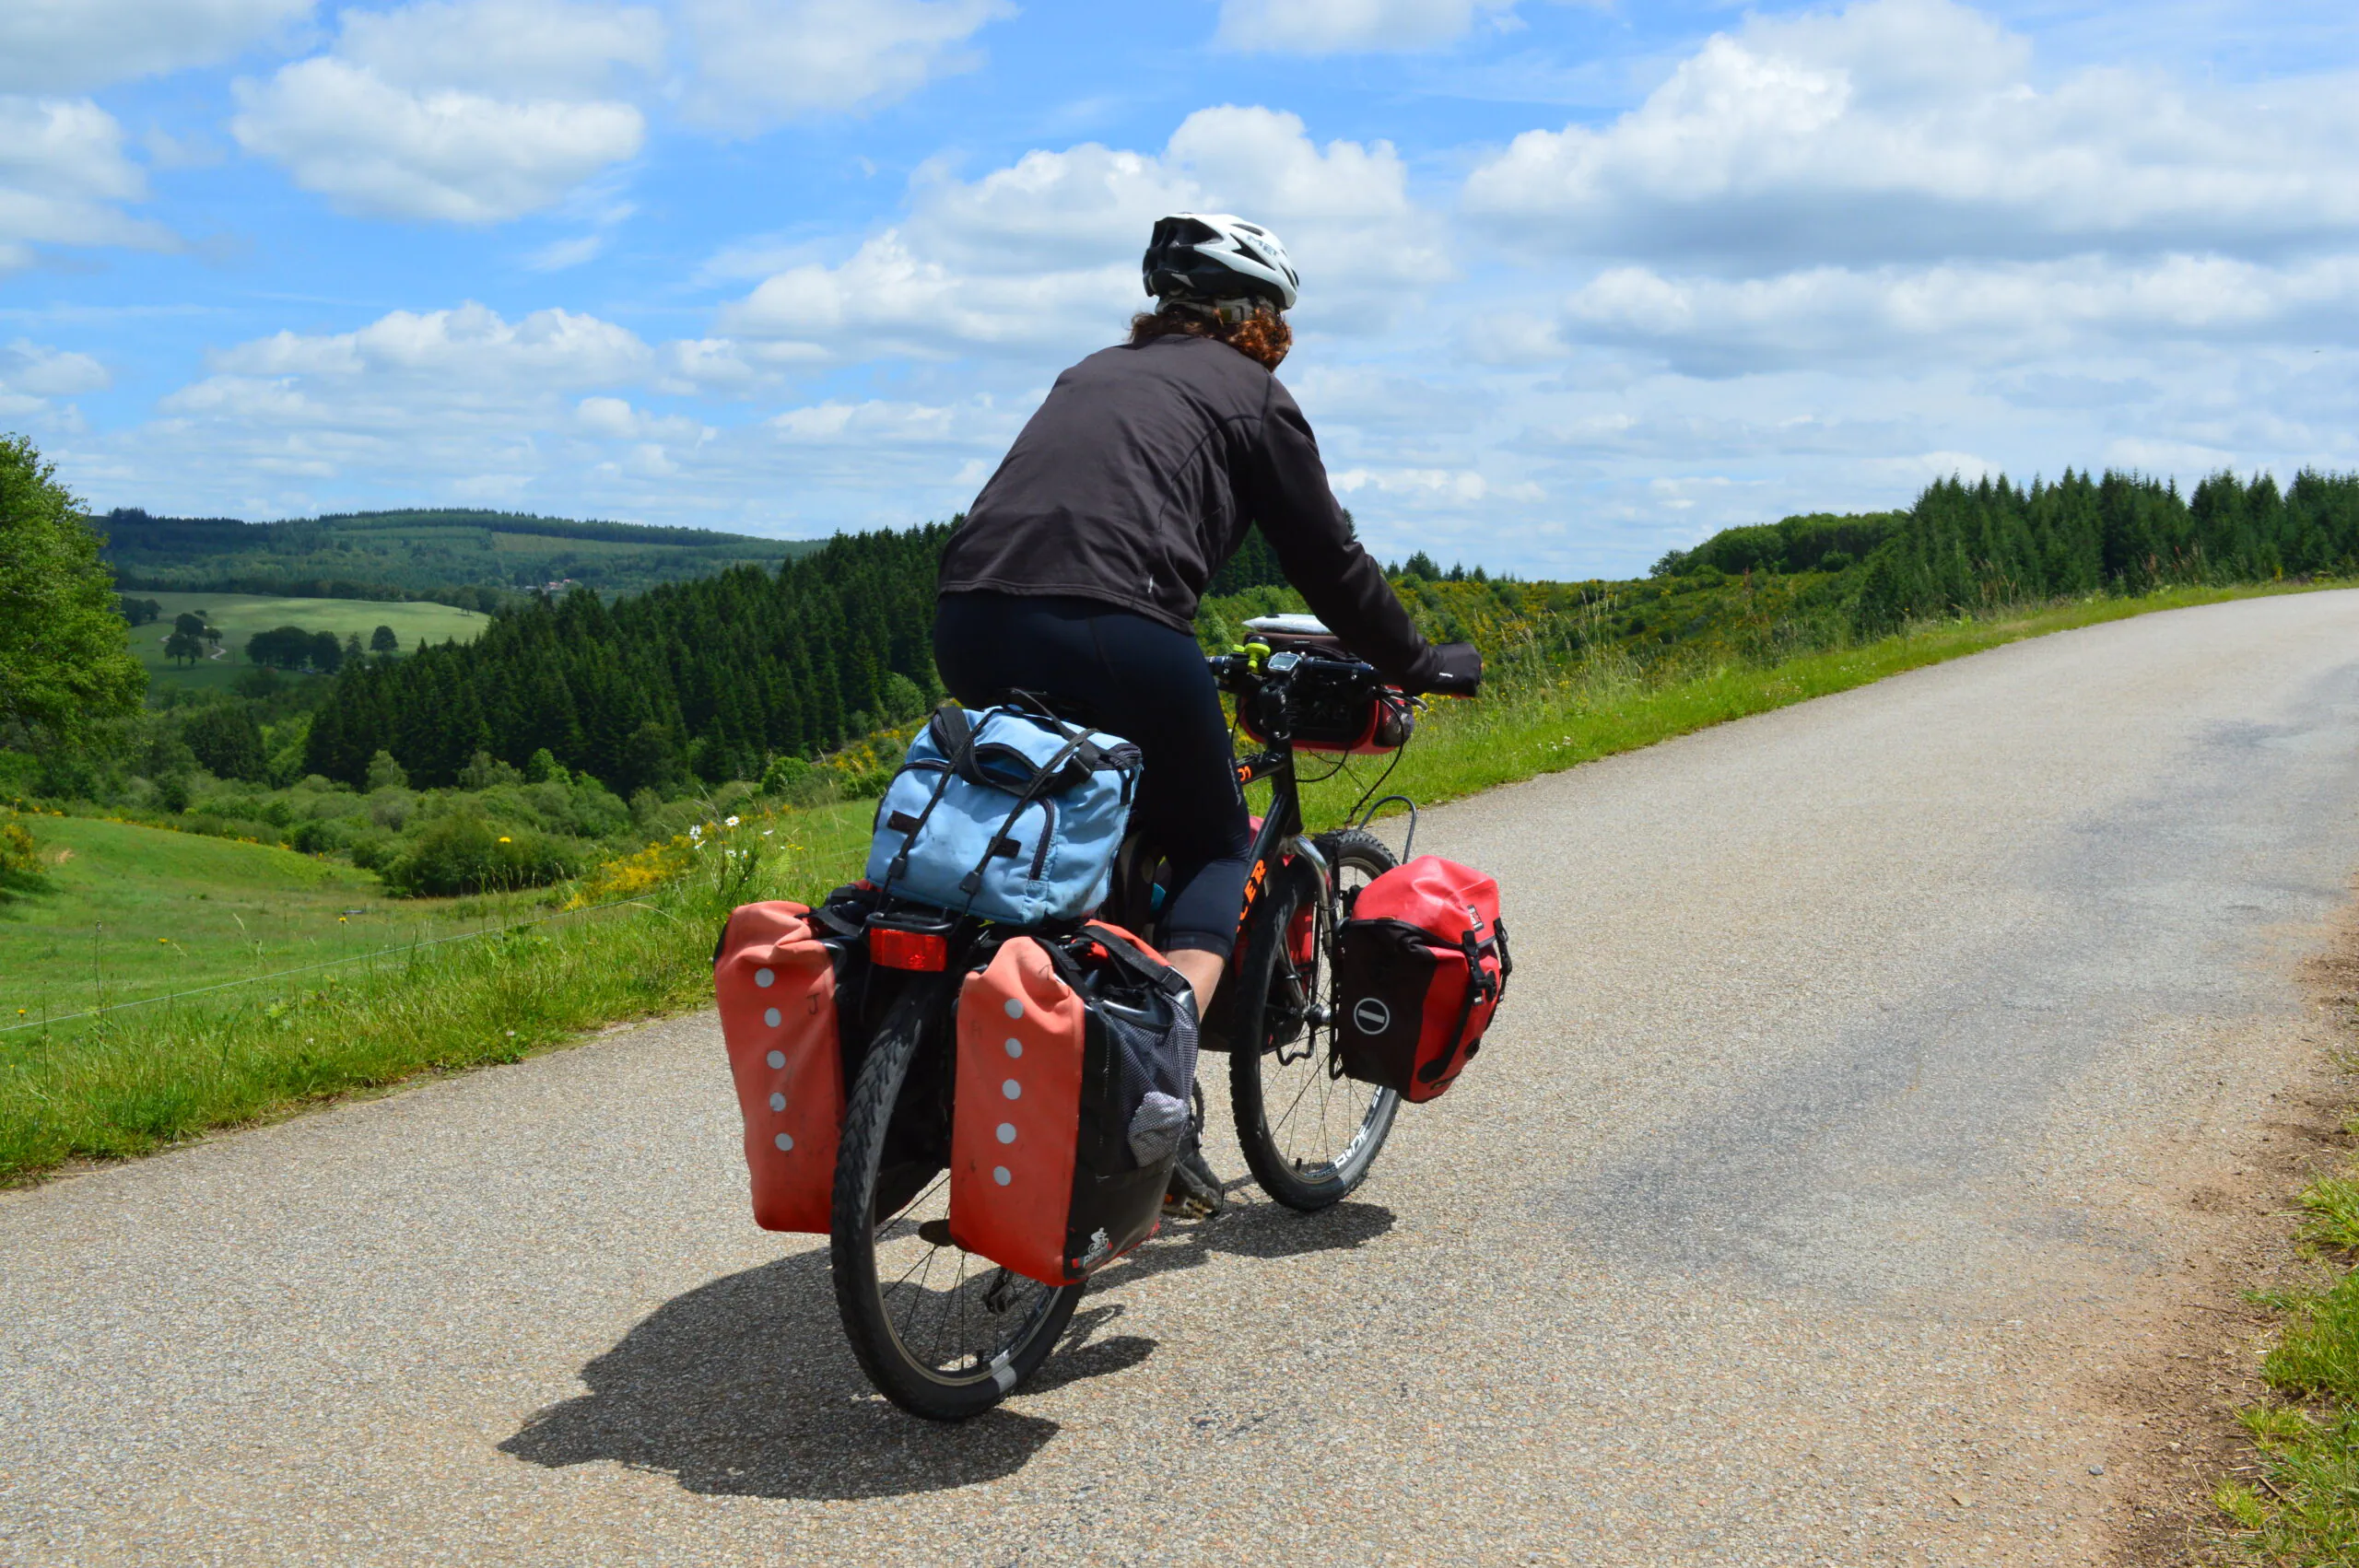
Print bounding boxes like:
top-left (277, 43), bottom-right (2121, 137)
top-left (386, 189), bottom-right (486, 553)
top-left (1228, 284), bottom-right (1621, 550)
top-left (931, 702), bottom-right (1020, 790)
top-left (878, 756), bottom-right (964, 895)
top-left (957, 732), bottom-right (1089, 903)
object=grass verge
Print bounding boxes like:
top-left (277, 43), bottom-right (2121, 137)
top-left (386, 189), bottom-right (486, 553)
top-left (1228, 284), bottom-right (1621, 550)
top-left (0, 813), bottom-right (518, 1019)
top-left (1, 577), bottom-right (2343, 1187)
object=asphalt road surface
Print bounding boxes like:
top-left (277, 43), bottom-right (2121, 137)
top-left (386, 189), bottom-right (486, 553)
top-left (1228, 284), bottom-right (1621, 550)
top-left (9, 591), bottom-right (2359, 1567)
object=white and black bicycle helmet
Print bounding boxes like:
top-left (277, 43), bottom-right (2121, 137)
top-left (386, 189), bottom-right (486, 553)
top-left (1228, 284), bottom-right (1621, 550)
top-left (1143, 212), bottom-right (1299, 313)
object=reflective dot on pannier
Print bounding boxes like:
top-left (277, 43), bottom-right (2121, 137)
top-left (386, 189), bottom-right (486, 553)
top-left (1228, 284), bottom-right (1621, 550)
top-left (992, 1165), bottom-right (1011, 1186)
top-left (755, 968), bottom-right (774, 989)
top-left (1003, 1037), bottom-right (1022, 1059)
top-left (774, 1132), bottom-right (793, 1152)
top-left (766, 1049), bottom-right (785, 1069)
top-left (996, 1122), bottom-right (1015, 1144)
top-left (1003, 998), bottom-right (1024, 1020)
top-left (769, 1092), bottom-right (785, 1112)
top-left (1002, 1079), bottom-right (1021, 1100)
top-left (763, 1007), bottom-right (780, 1028)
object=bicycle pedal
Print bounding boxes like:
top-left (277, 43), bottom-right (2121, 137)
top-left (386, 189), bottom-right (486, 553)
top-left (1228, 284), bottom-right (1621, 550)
top-left (916, 1218), bottom-right (956, 1247)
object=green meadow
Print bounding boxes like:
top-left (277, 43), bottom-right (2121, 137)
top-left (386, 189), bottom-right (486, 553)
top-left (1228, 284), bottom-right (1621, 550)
top-left (131, 591), bottom-right (490, 692)
top-left (0, 813), bottom-right (528, 1025)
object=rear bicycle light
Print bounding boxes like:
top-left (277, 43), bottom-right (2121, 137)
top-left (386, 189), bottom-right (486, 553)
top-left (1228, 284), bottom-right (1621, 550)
top-left (869, 926), bottom-right (949, 972)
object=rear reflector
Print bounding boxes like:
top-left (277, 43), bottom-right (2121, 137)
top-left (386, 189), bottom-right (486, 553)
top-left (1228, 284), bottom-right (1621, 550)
top-left (869, 927), bottom-right (949, 972)
top-left (1286, 906), bottom-right (1318, 967)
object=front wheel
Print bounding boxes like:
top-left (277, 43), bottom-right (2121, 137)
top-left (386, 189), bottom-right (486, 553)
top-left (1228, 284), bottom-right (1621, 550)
top-left (1230, 828), bottom-right (1402, 1211)
top-left (830, 977), bottom-right (1083, 1421)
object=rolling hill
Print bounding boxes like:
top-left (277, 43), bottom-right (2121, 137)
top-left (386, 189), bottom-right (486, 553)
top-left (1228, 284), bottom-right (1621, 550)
top-left (100, 508), bottom-right (827, 603)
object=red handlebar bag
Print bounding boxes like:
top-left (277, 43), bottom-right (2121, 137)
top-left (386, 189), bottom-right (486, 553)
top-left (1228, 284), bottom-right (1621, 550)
top-left (714, 900), bottom-right (854, 1232)
top-left (949, 925), bottom-right (1191, 1286)
top-left (1331, 857), bottom-right (1511, 1103)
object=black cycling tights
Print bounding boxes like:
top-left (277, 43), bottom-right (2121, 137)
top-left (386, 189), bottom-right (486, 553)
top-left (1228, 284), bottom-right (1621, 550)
top-left (933, 591), bottom-right (1250, 957)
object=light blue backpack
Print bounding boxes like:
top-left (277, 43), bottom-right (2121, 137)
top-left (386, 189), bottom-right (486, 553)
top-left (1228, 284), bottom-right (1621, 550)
top-left (865, 705), bottom-right (1143, 926)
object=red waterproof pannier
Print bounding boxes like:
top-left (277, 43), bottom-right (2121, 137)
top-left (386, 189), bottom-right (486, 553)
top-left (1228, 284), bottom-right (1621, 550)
top-left (714, 900), bottom-right (858, 1232)
top-left (1331, 857), bottom-right (1510, 1103)
top-left (949, 924), bottom-right (1193, 1286)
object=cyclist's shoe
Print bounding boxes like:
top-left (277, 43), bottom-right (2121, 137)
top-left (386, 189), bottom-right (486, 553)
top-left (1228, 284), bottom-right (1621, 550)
top-left (1163, 1144), bottom-right (1226, 1218)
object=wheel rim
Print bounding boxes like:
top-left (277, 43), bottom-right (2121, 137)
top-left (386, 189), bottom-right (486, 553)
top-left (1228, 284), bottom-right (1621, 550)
top-left (1251, 857), bottom-right (1399, 1187)
top-left (859, 1079), bottom-right (1068, 1389)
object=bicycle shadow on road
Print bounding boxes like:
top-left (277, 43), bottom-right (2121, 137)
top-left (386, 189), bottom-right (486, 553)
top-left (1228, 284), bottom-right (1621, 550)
top-left (499, 1198), bottom-right (1394, 1501)
top-left (499, 1246), bottom-right (1054, 1501)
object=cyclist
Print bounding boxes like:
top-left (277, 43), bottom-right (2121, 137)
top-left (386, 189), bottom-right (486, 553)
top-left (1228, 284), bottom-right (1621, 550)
top-left (933, 212), bottom-right (1482, 1214)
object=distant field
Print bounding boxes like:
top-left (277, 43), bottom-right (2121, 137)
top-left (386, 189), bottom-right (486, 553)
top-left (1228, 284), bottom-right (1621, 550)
top-left (132, 591), bottom-right (489, 691)
top-left (0, 813), bottom-right (524, 1024)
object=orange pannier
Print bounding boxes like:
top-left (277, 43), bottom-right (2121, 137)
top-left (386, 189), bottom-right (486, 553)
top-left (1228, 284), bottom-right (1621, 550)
top-left (948, 925), bottom-right (1193, 1285)
top-left (714, 900), bottom-right (852, 1232)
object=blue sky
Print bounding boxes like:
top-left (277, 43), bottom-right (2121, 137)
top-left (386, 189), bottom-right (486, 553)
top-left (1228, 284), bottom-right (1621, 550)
top-left (3, 0), bottom-right (2355, 578)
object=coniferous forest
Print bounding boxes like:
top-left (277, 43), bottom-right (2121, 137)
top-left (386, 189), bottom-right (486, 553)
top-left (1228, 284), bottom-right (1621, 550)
top-left (303, 524), bottom-right (949, 791)
top-left (1846, 469), bottom-right (2359, 630)
top-left (295, 469), bottom-right (2359, 797)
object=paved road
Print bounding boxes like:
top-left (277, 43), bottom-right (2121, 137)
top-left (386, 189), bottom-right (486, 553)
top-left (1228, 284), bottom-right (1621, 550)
top-left (9, 592), bottom-right (2359, 1566)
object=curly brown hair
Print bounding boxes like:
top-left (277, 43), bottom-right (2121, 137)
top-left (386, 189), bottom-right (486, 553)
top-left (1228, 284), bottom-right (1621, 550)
top-left (1127, 303), bottom-right (1292, 371)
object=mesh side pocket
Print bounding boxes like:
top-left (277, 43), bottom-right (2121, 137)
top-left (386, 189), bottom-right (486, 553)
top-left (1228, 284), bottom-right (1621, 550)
top-left (1098, 993), bottom-right (1199, 1169)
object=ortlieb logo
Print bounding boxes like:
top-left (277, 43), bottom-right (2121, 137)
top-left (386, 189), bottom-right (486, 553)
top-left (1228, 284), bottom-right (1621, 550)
top-left (1351, 997), bottom-right (1391, 1035)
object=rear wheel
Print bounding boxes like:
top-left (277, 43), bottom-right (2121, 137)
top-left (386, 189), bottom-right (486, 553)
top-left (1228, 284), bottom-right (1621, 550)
top-left (1230, 828), bottom-right (1402, 1211)
top-left (830, 978), bottom-right (1083, 1421)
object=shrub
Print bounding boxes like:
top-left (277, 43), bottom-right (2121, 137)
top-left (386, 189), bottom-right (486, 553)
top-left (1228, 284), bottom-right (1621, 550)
top-left (288, 818), bottom-right (348, 855)
top-left (347, 831), bottom-right (394, 872)
top-left (0, 819), bottom-right (42, 889)
top-left (154, 774), bottom-right (193, 814)
top-left (456, 750), bottom-right (522, 790)
top-left (383, 814), bottom-right (577, 896)
top-left (759, 754), bottom-right (814, 798)
top-left (522, 747), bottom-right (569, 786)
top-left (881, 672), bottom-right (926, 723)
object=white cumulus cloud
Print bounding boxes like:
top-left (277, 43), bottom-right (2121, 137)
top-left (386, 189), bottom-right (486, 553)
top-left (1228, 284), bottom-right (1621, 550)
top-left (231, 0), bottom-right (656, 223)
top-left (678, 0), bottom-right (1011, 134)
top-left (718, 105), bottom-right (1437, 357)
top-left (201, 300), bottom-right (655, 385)
top-left (0, 97), bottom-right (178, 273)
top-left (0, 0), bottom-right (313, 93)
top-left (1462, 0), bottom-right (2359, 269)
top-left (0, 338), bottom-right (110, 424)
top-left (336, 0), bottom-right (663, 95)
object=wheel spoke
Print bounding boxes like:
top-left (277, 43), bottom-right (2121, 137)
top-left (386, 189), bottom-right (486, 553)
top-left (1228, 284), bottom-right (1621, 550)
top-left (835, 975), bottom-right (1081, 1415)
top-left (1232, 835), bottom-right (1403, 1212)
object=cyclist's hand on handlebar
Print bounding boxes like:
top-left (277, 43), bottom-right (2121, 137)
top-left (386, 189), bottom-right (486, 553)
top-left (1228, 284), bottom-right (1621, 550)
top-left (1420, 641), bottom-right (1484, 696)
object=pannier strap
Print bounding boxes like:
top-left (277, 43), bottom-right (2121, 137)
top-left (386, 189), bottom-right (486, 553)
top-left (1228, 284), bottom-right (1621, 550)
top-left (1079, 923), bottom-right (1194, 999)
top-left (810, 903), bottom-right (865, 941)
top-left (1414, 917), bottom-right (1507, 1086)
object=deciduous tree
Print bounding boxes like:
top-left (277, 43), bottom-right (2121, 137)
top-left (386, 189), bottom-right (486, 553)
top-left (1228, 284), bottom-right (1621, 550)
top-left (0, 434), bottom-right (144, 748)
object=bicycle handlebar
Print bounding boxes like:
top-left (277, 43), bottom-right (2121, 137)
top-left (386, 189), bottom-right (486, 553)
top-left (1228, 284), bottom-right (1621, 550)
top-left (1208, 642), bottom-right (1485, 698)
